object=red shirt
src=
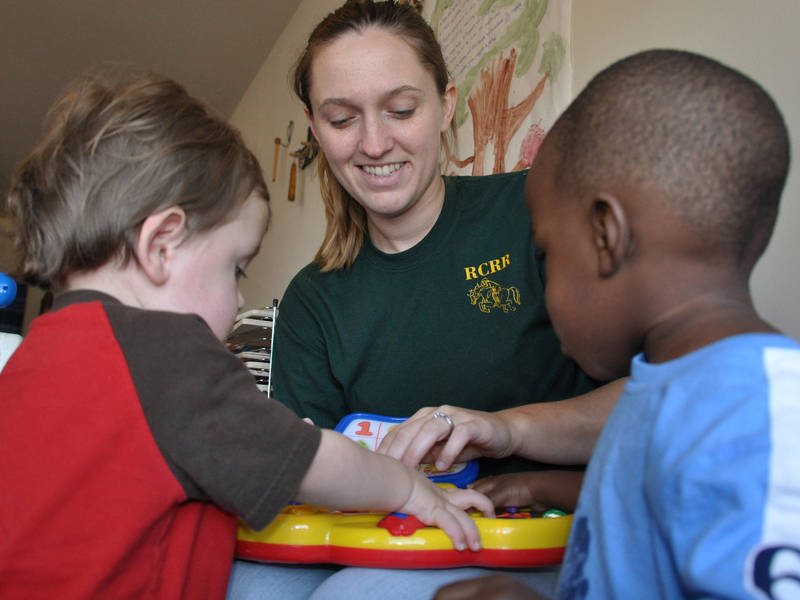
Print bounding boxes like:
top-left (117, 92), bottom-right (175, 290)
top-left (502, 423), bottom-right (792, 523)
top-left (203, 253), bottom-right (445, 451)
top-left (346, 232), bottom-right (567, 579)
top-left (0, 291), bottom-right (320, 599)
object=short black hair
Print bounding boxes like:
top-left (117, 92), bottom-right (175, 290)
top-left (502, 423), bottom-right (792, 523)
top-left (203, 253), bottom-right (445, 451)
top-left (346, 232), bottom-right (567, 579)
top-left (551, 49), bottom-right (790, 270)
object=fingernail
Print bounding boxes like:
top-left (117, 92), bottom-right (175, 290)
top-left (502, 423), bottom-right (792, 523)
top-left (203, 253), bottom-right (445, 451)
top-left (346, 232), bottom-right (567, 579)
top-left (455, 542), bottom-right (465, 551)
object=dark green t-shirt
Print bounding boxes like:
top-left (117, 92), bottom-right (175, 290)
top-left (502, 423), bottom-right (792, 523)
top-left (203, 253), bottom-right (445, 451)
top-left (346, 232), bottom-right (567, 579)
top-left (273, 171), bottom-right (597, 474)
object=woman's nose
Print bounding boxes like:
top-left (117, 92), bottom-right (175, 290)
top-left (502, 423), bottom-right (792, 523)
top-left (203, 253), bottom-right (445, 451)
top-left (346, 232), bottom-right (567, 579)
top-left (359, 115), bottom-right (392, 157)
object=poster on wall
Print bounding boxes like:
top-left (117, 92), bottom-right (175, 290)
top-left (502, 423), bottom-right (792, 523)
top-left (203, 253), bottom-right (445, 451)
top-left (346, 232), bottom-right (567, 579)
top-left (422, 0), bottom-right (572, 175)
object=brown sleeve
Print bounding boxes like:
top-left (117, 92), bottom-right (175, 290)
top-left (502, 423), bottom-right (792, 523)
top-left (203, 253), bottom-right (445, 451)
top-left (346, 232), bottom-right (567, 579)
top-left (105, 303), bottom-right (321, 530)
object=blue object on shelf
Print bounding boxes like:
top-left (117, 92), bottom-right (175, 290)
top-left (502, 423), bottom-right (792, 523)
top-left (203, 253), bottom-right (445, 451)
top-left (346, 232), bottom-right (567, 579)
top-left (0, 273), bottom-right (18, 309)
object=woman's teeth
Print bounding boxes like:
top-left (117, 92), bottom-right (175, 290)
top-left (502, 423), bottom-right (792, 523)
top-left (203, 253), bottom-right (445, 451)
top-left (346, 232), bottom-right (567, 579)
top-left (362, 163), bottom-right (403, 177)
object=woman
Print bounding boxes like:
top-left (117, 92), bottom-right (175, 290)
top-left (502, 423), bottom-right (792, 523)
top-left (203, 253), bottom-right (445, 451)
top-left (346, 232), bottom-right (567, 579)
top-left (274, 1), bottom-right (601, 474)
top-left (229, 2), bottom-right (621, 598)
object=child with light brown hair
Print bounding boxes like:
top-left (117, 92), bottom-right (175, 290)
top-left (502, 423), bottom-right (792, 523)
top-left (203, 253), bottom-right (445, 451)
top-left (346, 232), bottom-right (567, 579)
top-left (0, 67), bottom-right (492, 600)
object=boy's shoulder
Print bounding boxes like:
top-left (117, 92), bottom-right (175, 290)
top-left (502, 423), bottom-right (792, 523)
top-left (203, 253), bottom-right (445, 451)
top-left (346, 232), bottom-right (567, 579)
top-left (53, 289), bottom-right (206, 327)
top-left (50, 289), bottom-right (219, 354)
top-left (633, 333), bottom-right (800, 387)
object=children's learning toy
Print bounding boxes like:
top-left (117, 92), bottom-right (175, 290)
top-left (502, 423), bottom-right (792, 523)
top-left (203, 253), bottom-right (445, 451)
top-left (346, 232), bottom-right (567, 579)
top-left (236, 413), bottom-right (573, 568)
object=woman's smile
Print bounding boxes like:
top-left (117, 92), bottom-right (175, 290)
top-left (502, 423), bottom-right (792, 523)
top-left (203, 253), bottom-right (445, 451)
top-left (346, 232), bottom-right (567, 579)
top-left (308, 27), bottom-right (455, 230)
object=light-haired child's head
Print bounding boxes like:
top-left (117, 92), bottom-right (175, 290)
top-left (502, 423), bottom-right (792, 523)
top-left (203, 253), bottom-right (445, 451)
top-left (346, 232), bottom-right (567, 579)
top-left (6, 67), bottom-right (268, 292)
top-left (527, 49), bottom-right (790, 379)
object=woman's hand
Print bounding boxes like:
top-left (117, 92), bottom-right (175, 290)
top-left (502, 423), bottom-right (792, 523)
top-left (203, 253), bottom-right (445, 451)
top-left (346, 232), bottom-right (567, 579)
top-left (377, 405), bottom-right (514, 471)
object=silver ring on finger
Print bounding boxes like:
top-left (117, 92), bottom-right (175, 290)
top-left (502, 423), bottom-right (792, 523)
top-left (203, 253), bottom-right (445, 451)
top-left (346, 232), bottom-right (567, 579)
top-left (432, 411), bottom-right (455, 433)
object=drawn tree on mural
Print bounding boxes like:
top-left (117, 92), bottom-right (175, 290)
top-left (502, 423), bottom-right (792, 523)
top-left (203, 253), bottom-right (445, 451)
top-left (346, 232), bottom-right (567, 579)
top-left (447, 32), bottom-right (565, 175)
top-left (428, 0), bottom-right (567, 175)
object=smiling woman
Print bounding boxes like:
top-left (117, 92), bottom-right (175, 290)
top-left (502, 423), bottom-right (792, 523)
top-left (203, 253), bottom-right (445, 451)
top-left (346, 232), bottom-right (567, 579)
top-left (305, 27), bottom-right (454, 253)
top-left (227, 1), bottom-right (610, 599)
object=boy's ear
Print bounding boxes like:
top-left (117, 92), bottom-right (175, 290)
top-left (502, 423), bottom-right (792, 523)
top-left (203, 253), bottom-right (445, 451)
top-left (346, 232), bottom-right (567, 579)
top-left (135, 206), bottom-right (188, 285)
top-left (590, 193), bottom-right (631, 278)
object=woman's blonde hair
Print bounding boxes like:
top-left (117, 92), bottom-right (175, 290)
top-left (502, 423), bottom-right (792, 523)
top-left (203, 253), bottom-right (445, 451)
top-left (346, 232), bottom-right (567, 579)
top-left (293, 0), bottom-right (454, 271)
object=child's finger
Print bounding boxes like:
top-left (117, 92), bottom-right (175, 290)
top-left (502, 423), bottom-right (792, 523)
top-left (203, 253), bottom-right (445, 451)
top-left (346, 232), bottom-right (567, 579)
top-left (445, 487), bottom-right (495, 518)
top-left (435, 502), bottom-right (483, 552)
top-left (469, 476), bottom-right (501, 495)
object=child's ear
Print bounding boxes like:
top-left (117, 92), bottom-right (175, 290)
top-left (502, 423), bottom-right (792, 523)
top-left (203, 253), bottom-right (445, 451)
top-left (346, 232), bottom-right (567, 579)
top-left (135, 206), bottom-right (188, 285)
top-left (590, 194), bottom-right (631, 278)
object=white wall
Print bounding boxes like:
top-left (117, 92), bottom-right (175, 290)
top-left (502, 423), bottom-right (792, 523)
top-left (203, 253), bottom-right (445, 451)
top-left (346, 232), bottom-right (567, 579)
top-left (234, 0), bottom-right (800, 338)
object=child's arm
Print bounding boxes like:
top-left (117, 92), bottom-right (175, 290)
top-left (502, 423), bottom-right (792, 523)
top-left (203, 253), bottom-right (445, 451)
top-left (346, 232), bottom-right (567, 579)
top-left (470, 470), bottom-right (584, 513)
top-left (296, 430), bottom-right (495, 552)
top-left (378, 379), bottom-right (625, 470)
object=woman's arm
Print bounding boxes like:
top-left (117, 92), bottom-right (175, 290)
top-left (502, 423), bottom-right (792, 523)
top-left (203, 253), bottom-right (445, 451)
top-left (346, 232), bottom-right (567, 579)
top-left (379, 379), bottom-right (625, 470)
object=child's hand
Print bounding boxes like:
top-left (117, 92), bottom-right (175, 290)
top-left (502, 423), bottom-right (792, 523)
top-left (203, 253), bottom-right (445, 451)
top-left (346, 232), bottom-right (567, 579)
top-left (471, 470), bottom-right (584, 513)
top-left (378, 405), bottom-right (513, 472)
top-left (398, 473), bottom-right (495, 552)
top-left (434, 574), bottom-right (546, 600)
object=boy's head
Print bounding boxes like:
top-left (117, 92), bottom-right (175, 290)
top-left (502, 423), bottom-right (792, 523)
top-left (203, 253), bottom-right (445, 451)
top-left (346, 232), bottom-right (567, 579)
top-left (6, 67), bottom-right (268, 294)
top-left (526, 49), bottom-right (790, 380)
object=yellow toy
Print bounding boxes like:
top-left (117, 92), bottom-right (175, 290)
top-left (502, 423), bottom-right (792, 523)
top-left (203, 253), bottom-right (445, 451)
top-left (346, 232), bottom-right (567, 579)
top-left (235, 413), bottom-right (572, 568)
top-left (237, 503), bottom-right (571, 568)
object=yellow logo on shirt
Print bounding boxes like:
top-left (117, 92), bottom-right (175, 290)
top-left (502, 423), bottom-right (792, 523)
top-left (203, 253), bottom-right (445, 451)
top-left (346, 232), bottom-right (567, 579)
top-left (467, 278), bottom-right (521, 314)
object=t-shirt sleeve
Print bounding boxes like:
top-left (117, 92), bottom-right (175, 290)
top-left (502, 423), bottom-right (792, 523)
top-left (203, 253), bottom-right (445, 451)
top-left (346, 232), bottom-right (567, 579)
top-left (648, 374), bottom-right (778, 597)
top-left (106, 305), bottom-right (321, 530)
top-left (271, 271), bottom-right (350, 429)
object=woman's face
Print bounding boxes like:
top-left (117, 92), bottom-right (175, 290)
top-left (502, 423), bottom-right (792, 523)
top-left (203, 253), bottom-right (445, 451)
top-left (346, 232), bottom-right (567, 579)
top-left (307, 27), bottom-right (455, 223)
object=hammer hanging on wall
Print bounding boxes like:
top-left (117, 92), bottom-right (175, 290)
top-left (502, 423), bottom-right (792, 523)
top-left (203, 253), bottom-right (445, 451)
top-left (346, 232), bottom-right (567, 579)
top-left (272, 137), bottom-right (280, 182)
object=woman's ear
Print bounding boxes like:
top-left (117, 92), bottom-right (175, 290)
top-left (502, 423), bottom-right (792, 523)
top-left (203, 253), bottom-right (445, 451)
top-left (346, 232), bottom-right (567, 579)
top-left (440, 82), bottom-right (457, 132)
top-left (591, 193), bottom-right (631, 278)
top-left (304, 106), bottom-right (318, 143)
top-left (135, 206), bottom-right (188, 286)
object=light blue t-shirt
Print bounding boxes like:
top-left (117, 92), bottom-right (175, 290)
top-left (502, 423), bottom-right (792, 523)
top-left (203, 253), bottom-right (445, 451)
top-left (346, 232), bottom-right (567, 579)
top-left (558, 334), bottom-right (800, 599)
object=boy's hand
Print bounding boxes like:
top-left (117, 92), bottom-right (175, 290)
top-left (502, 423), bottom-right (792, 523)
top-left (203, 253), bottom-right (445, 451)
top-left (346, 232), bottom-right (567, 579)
top-left (471, 470), bottom-right (584, 513)
top-left (398, 473), bottom-right (495, 552)
top-left (378, 405), bottom-right (513, 472)
top-left (434, 574), bottom-right (546, 600)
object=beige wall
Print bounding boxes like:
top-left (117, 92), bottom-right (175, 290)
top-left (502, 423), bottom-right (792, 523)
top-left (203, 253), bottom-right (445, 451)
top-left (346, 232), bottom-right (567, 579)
top-left (231, 0), bottom-right (341, 310)
top-left (234, 0), bottom-right (800, 337)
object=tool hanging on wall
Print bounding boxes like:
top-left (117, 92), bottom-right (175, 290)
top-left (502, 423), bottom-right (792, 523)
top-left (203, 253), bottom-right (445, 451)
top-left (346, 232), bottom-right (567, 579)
top-left (272, 121), bottom-right (294, 182)
top-left (287, 127), bottom-right (320, 201)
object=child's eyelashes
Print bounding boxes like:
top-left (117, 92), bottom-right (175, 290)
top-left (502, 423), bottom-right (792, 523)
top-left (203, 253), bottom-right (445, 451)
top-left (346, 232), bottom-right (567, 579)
top-left (235, 267), bottom-right (248, 280)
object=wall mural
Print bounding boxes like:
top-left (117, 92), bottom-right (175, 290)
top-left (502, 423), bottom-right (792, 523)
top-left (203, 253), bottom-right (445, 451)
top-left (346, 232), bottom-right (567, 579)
top-left (422, 0), bottom-right (572, 175)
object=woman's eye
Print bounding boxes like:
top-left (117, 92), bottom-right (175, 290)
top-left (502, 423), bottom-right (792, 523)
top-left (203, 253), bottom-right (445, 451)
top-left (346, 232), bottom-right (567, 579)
top-left (329, 116), bottom-right (352, 128)
top-left (391, 109), bottom-right (415, 119)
